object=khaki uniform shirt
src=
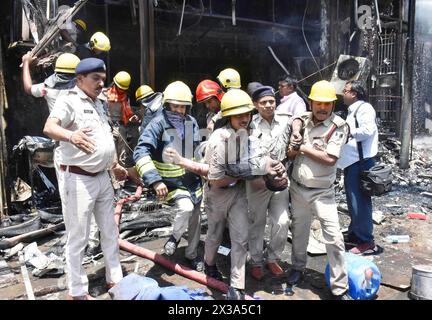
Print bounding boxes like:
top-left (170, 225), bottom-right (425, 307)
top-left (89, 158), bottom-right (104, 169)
top-left (291, 112), bottom-right (348, 189)
top-left (250, 112), bottom-right (292, 162)
top-left (205, 124), bottom-right (250, 181)
top-left (49, 86), bottom-right (116, 173)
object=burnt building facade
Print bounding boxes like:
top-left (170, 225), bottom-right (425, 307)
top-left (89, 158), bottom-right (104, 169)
top-left (0, 0), bottom-right (427, 216)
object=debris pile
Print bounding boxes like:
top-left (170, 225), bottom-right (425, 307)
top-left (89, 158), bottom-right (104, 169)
top-left (378, 137), bottom-right (432, 188)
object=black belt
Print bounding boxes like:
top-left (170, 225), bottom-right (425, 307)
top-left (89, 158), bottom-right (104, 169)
top-left (60, 165), bottom-right (101, 177)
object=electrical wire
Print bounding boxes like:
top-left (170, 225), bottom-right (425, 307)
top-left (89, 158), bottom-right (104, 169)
top-left (302, 0), bottom-right (322, 79)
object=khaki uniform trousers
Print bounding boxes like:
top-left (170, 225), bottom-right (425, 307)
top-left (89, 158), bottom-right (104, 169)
top-left (204, 182), bottom-right (249, 290)
top-left (246, 179), bottom-right (290, 265)
top-left (57, 170), bottom-right (123, 297)
top-left (290, 180), bottom-right (348, 295)
top-left (172, 197), bottom-right (202, 260)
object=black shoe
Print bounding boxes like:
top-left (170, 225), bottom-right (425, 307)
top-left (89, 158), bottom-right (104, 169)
top-left (204, 263), bottom-right (223, 281)
top-left (186, 257), bottom-right (204, 272)
top-left (287, 269), bottom-right (304, 286)
top-left (226, 286), bottom-right (245, 300)
top-left (333, 291), bottom-right (353, 300)
top-left (164, 235), bottom-right (180, 256)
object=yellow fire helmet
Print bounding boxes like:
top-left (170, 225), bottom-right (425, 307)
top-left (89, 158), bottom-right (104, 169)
top-left (163, 81), bottom-right (193, 106)
top-left (136, 85), bottom-right (155, 101)
top-left (54, 53), bottom-right (80, 74)
top-left (113, 71), bottom-right (131, 90)
top-left (90, 31), bottom-right (111, 52)
top-left (308, 80), bottom-right (337, 102)
top-left (217, 68), bottom-right (241, 89)
top-left (74, 19), bottom-right (87, 31)
top-left (220, 88), bottom-right (255, 117)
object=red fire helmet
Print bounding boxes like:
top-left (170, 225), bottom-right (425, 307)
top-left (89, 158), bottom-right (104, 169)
top-left (195, 80), bottom-right (225, 103)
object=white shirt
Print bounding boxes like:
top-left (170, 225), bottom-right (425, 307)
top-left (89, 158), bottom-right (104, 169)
top-left (337, 100), bottom-right (378, 169)
top-left (31, 83), bottom-right (67, 112)
top-left (49, 86), bottom-right (116, 173)
top-left (276, 92), bottom-right (306, 117)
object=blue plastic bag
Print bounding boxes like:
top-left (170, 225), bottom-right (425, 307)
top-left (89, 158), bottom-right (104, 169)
top-left (325, 252), bottom-right (381, 300)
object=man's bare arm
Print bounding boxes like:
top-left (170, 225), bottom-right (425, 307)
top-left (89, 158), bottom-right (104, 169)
top-left (22, 52), bottom-right (36, 95)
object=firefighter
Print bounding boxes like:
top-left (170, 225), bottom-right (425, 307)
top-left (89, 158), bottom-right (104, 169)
top-left (217, 68), bottom-right (242, 91)
top-left (135, 84), bottom-right (163, 131)
top-left (105, 71), bottom-right (137, 168)
top-left (60, 18), bottom-right (88, 52)
top-left (76, 31), bottom-right (111, 63)
top-left (195, 79), bottom-right (224, 132)
top-left (286, 80), bottom-right (351, 300)
top-left (133, 81), bottom-right (204, 271)
top-left (22, 52), bottom-right (80, 112)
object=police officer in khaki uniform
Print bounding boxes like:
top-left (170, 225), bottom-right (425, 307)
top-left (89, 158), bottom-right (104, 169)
top-left (43, 58), bottom-right (127, 300)
top-left (286, 80), bottom-right (351, 300)
top-left (247, 86), bottom-right (291, 280)
top-left (163, 89), bottom-right (286, 299)
top-left (203, 89), bottom-right (254, 300)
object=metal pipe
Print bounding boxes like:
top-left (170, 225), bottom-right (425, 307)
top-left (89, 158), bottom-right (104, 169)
top-left (374, 0), bottom-right (382, 33)
top-left (177, 0), bottom-right (186, 36)
top-left (231, 0), bottom-right (236, 26)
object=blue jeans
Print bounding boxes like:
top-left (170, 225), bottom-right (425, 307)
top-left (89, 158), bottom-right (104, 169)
top-left (344, 158), bottom-right (375, 243)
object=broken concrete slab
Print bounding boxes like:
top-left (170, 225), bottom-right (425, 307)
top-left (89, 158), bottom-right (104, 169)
top-left (3, 242), bottom-right (24, 260)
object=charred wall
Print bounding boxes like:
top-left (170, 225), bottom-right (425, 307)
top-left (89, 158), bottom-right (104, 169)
top-left (413, 0), bottom-right (432, 135)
